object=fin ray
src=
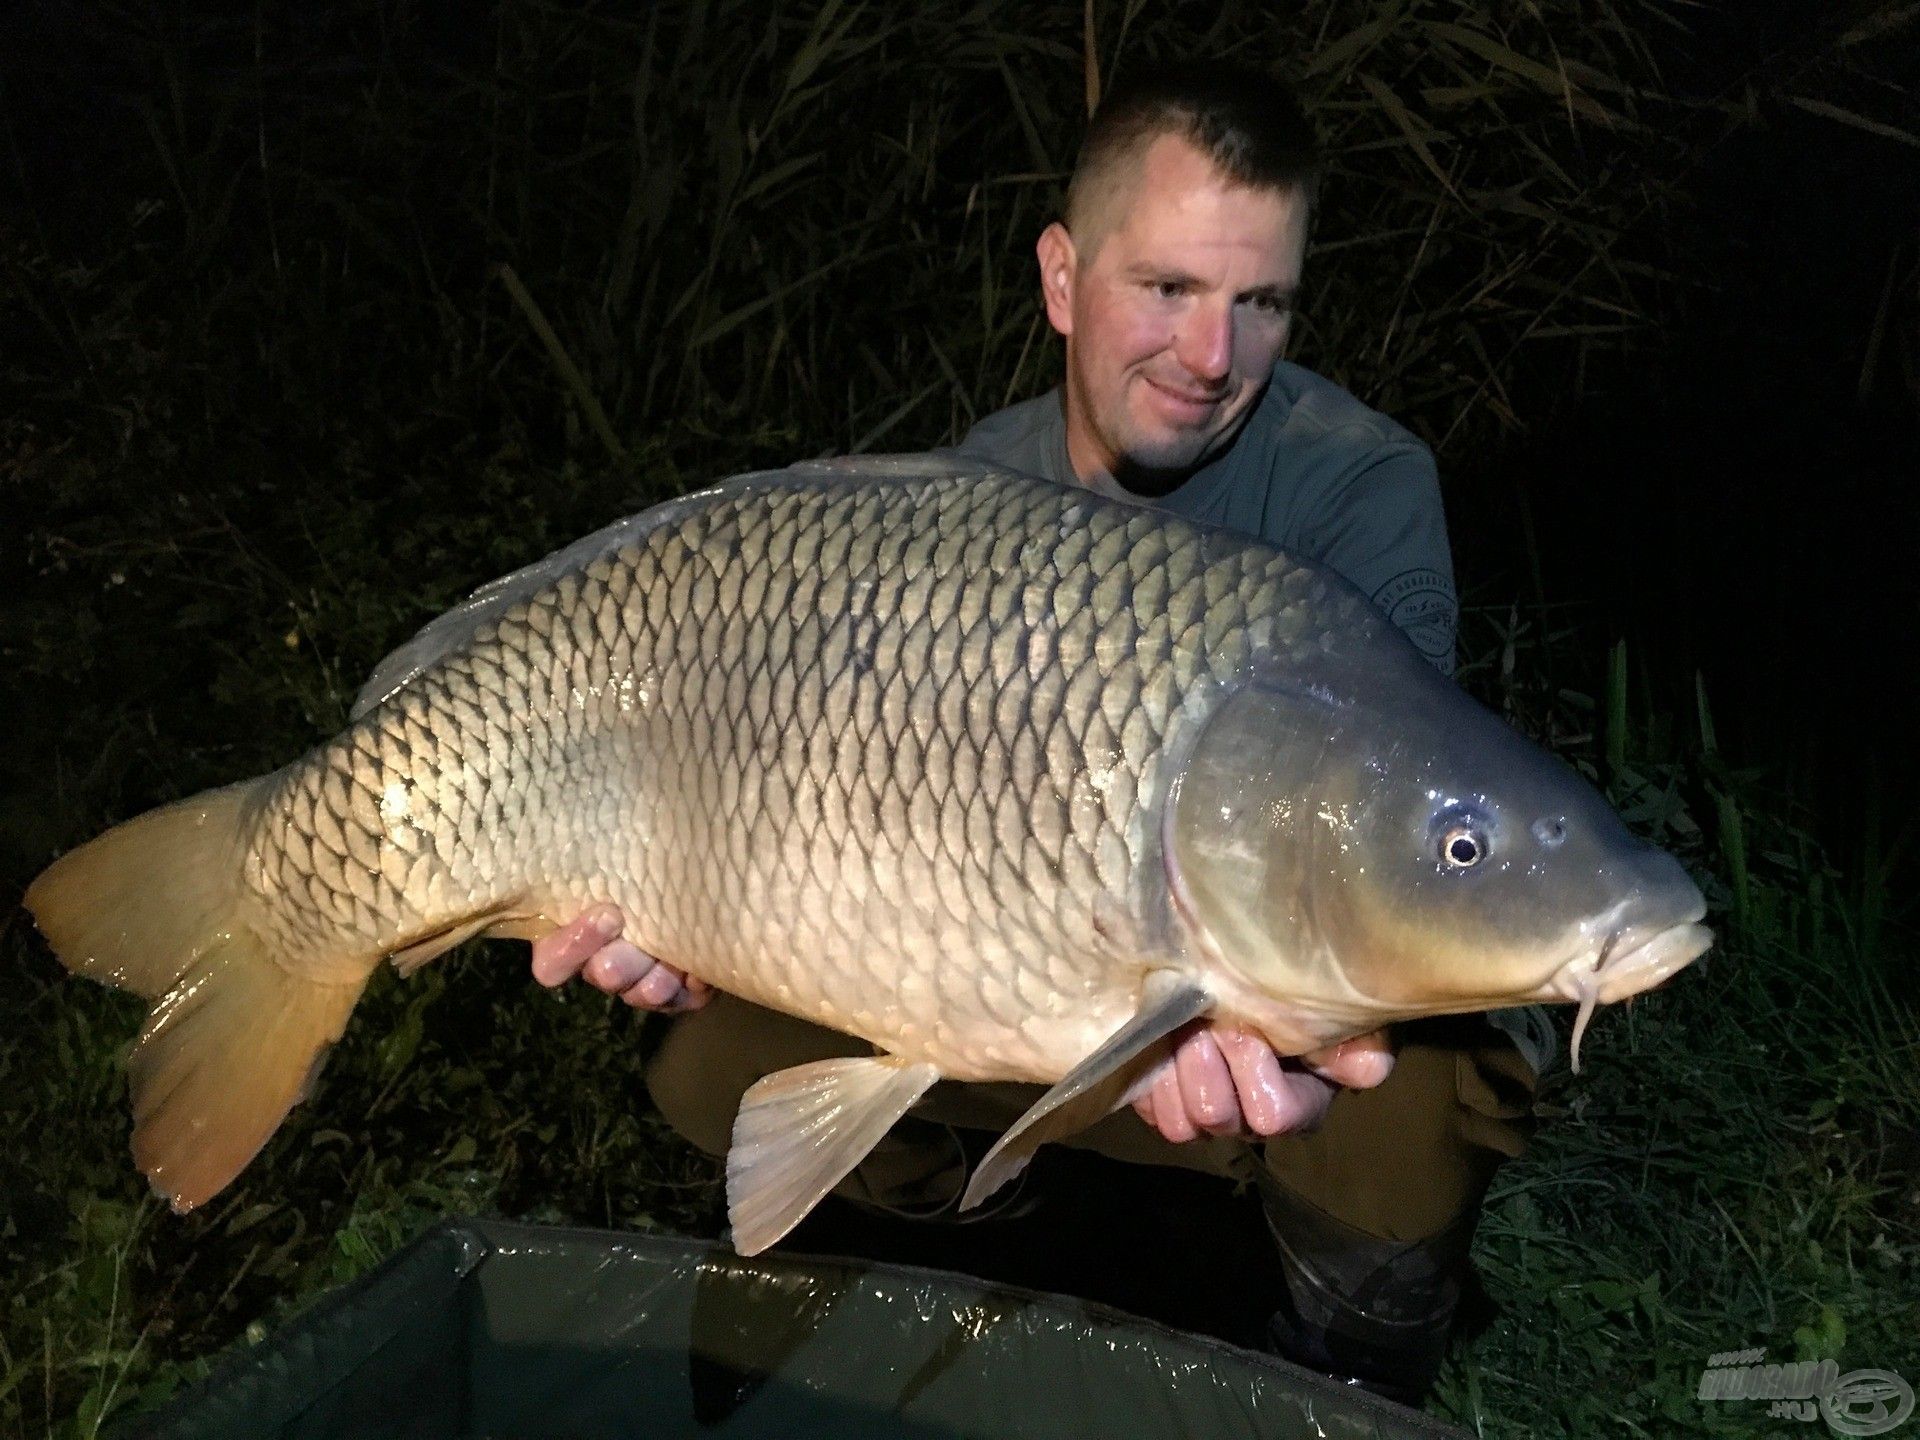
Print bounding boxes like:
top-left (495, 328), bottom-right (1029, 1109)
top-left (387, 907), bottom-right (544, 977)
top-left (129, 948), bottom-right (367, 1212)
top-left (24, 776), bottom-right (379, 1212)
top-left (726, 1055), bottom-right (941, 1255)
top-left (960, 970), bottom-right (1210, 1212)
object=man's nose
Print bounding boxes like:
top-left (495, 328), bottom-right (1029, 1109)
top-left (1174, 300), bottom-right (1233, 385)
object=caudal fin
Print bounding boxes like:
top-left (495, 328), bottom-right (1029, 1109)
top-left (24, 780), bottom-right (370, 1213)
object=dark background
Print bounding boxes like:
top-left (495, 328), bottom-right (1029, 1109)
top-left (1453, 3), bottom-right (1918, 873)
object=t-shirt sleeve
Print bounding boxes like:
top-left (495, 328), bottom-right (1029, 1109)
top-left (1301, 439), bottom-right (1459, 675)
top-left (952, 394), bottom-right (1063, 483)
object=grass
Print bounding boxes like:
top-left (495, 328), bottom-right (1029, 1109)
top-left (1431, 611), bottom-right (1920, 1433)
top-left (2, 1), bottom-right (1915, 1435)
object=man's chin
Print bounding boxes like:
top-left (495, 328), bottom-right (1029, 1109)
top-left (1111, 429), bottom-right (1220, 485)
top-left (1110, 449), bottom-right (1210, 497)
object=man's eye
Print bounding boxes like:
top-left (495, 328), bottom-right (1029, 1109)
top-left (1151, 280), bottom-right (1184, 299)
top-left (1248, 294), bottom-right (1290, 317)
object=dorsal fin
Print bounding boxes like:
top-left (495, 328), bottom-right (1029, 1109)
top-left (349, 453), bottom-right (1012, 720)
top-left (349, 487), bottom-right (728, 719)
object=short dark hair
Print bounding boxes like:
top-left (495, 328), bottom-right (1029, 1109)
top-left (1065, 62), bottom-right (1321, 249)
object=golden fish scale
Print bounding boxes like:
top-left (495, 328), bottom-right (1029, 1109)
top-left (240, 467), bottom-right (1350, 1079)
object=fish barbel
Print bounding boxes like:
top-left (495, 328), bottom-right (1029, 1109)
top-left (24, 454), bottom-right (1711, 1253)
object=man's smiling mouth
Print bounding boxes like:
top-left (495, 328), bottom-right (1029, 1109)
top-left (1143, 376), bottom-right (1228, 415)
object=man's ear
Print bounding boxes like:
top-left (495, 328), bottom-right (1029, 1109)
top-left (1036, 222), bottom-right (1077, 337)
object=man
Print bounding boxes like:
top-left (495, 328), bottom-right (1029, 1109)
top-left (530, 63), bottom-right (1543, 1405)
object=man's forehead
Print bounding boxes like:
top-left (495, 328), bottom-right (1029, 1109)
top-left (1088, 135), bottom-right (1306, 275)
top-left (1086, 134), bottom-right (1305, 259)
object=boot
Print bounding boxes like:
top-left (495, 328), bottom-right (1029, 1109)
top-left (1261, 1180), bottom-right (1477, 1407)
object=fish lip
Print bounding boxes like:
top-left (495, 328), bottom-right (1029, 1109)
top-left (1543, 911), bottom-right (1712, 1072)
top-left (1537, 910), bottom-right (1714, 1006)
top-left (1594, 920), bottom-right (1714, 1000)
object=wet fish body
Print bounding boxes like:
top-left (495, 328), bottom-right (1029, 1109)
top-left (25, 454), bottom-right (1710, 1253)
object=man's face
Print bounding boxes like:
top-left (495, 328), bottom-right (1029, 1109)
top-left (1039, 133), bottom-right (1308, 485)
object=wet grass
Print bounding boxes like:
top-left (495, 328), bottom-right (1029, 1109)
top-left (2, 1), bottom-right (1915, 1435)
top-left (1430, 615), bottom-right (1920, 1433)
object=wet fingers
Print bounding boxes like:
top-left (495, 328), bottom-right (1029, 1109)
top-left (1173, 1027), bottom-right (1243, 1135)
top-left (1303, 1029), bottom-right (1396, 1091)
top-left (577, 940), bottom-right (658, 1001)
top-left (1215, 1030), bottom-right (1291, 1136)
top-left (1150, 1064), bottom-right (1198, 1143)
top-left (1283, 1068), bottom-right (1339, 1133)
top-left (626, 957), bottom-right (688, 1010)
top-left (531, 905), bottom-right (625, 986)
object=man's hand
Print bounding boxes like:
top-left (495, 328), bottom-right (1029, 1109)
top-left (1132, 1024), bottom-right (1394, 1143)
top-left (530, 905), bottom-right (712, 1013)
top-left (531, 907), bottom-right (1389, 1141)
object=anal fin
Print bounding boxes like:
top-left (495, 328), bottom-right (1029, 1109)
top-left (388, 908), bottom-right (544, 977)
top-left (960, 969), bottom-right (1211, 1212)
top-left (727, 1054), bottom-right (941, 1256)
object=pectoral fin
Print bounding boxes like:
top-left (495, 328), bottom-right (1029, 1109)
top-left (726, 1054), bottom-right (942, 1256)
top-left (959, 969), bottom-right (1211, 1212)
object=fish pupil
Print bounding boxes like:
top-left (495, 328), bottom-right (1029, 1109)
top-left (1444, 832), bottom-right (1482, 866)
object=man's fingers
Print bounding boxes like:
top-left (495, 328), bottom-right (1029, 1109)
top-left (583, 940), bottom-right (655, 997)
top-left (530, 905), bottom-right (625, 986)
top-left (1214, 1030), bottom-right (1295, 1136)
top-left (1173, 1026), bottom-right (1242, 1134)
top-left (628, 959), bottom-right (687, 1010)
top-left (1302, 1029), bottom-right (1396, 1090)
top-left (530, 905), bottom-right (702, 1015)
top-left (1129, 1026), bottom-right (1390, 1146)
top-left (1150, 1065), bottom-right (1199, 1143)
top-left (670, 975), bottom-right (716, 1013)
top-left (1275, 1067), bottom-right (1338, 1135)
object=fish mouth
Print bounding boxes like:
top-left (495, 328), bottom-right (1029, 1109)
top-left (1540, 908), bottom-right (1714, 1071)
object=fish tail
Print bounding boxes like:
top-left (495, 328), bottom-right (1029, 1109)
top-left (24, 778), bottom-right (371, 1214)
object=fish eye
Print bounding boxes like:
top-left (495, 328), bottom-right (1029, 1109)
top-left (1438, 824), bottom-right (1488, 869)
top-left (1531, 817), bottom-right (1568, 849)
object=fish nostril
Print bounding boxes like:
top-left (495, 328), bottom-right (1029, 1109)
top-left (1531, 817), bottom-right (1567, 849)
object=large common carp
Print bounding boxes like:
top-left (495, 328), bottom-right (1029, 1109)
top-left (25, 454), bottom-right (1711, 1254)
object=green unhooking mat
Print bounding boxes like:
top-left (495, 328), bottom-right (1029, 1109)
top-left (125, 1218), bottom-right (1468, 1440)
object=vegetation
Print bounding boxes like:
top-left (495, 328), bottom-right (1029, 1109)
top-left (1, 2), bottom-right (1913, 1435)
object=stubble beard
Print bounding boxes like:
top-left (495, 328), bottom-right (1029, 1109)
top-left (1101, 377), bottom-right (1257, 495)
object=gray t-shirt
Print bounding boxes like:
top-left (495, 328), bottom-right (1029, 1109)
top-left (954, 359), bottom-right (1458, 673)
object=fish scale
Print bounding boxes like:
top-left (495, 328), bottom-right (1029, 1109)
top-left (235, 462), bottom-right (1296, 1079)
top-left (26, 452), bottom-right (1712, 1240)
